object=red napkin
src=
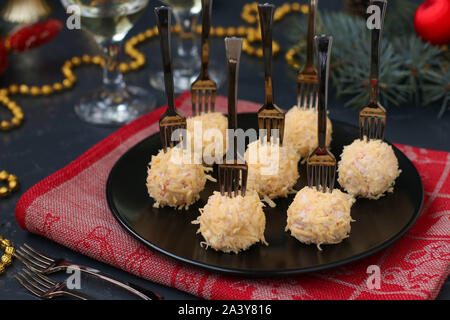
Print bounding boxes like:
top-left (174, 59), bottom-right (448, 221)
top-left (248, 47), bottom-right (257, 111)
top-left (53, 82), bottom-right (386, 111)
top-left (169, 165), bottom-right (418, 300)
top-left (16, 93), bottom-right (450, 300)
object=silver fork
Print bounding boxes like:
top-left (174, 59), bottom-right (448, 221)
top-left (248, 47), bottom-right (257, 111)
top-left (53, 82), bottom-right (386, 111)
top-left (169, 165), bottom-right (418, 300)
top-left (297, 0), bottom-right (319, 109)
top-left (15, 267), bottom-right (93, 300)
top-left (306, 35), bottom-right (336, 193)
top-left (13, 243), bottom-right (162, 300)
top-left (156, 6), bottom-right (187, 151)
top-left (257, 3), bottom-right (285, 145)
top-left (191, 0), bottom-right (216, 116)
top-left (359, 0), bottom-right (387, 141)
top-left (219, 37), bottom-right (248, 198)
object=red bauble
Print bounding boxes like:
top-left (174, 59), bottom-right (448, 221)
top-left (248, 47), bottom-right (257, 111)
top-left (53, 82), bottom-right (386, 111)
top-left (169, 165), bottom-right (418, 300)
top-left (0, 37), bottom-right (7, 77)
top-left (414, 0), bottom-right (450, 45)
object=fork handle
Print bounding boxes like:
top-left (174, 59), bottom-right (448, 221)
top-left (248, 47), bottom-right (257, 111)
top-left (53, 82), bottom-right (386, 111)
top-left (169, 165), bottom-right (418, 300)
top-left (62, 264), bottom-right (162, 300)
top-left (155, 6), bottom-right (176, 114)
top-left (368, 0), bottom-right (387, 105)
top-left (258, 3), bottom-right (275, 106)
top-left (199, 0), bottom-right (212, 78)
top-left (304, 0), bottom-right (317, 71)
top-left (315, 34), bottom-right (332, 150)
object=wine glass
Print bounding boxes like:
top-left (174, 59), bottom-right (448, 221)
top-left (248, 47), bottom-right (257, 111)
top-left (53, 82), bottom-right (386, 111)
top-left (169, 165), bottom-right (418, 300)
top-left (150, 0), bottom-right (223, 93)
top-left (61, 0), bottom-right (156, 126)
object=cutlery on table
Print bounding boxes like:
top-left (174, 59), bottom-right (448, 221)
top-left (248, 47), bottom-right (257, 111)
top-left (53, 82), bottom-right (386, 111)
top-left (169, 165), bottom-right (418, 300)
top-left (191, 0), bottom-right (216, 116)
top-left (13, 243), bottom-right (162, 300)
top-left (15, 267), bottom-right (94, 300)
top-left (359, 0), bottom-right (387, 141)
top-left (306, 34), bottom-right (336, 193)
top-left (257, 3), bottom-right (285, 145)
top-left (297, 0), bottom-right (319, 110)
top-left (156, 5), bottom-right (187, 151)
top-left (218, 37), bottom-right (248, 198)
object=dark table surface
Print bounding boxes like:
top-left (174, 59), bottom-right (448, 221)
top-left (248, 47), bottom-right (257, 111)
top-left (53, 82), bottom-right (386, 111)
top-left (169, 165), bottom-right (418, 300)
top-left (0, 0), bottom-right (449, 300)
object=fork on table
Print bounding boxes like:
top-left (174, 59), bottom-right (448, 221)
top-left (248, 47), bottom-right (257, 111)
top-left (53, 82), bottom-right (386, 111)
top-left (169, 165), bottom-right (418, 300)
top-left (191, 0), bottom-right (216, 116)
top-left (306, 35), bottom-right (336, 193)
top-left (359, 0), bottom-right (387, 141)
top-left (13, 243), bottom-right (162, 300)
top-left (219, 37), bottom-right (248, 198)
top-left (297, 0), bottom-right (319, 110)
top-left (15, 267), bottom-right (93, 300)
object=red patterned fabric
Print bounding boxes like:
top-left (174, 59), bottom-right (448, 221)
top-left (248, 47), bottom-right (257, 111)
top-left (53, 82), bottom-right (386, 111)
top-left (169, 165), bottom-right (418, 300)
top-left (15, 93), bottom-right (450, 300)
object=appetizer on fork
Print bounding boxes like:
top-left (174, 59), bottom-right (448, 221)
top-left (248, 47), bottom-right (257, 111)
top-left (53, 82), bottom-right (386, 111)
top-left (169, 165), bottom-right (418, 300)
top-left (337, 0), bottom-right (401, 200)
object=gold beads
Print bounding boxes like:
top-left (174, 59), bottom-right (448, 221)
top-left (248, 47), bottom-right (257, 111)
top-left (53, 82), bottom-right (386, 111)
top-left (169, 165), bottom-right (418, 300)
top-left (0, 235), bottom-right (15, 275)
top-left (0, 171), bottom-right (19, 198)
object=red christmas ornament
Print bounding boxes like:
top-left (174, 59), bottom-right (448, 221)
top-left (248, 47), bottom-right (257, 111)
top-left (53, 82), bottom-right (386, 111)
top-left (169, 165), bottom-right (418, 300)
top-left (6, 19), bottom-right (63, 53)
top-left (414, 0), bottom-right (450, 45)
top-left (0, 37), bottom-right (8, 76)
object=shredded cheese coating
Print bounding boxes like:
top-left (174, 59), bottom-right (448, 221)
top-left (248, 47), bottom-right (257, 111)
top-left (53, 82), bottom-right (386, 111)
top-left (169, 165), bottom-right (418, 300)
top-left (284, 106), bottom-right (333, 159)
top-left (244, 140), bottom-right (300, 203)
top-left (338, 138), bottom-right (401, 200)
top-left (192, 191), bottom-right (268, 254)
top-left (286, 187), bottom-right (355, 250)
top-left (146, 147), bottom-right (211, 210)
top-left (186, 112), bottom-right (228, 161)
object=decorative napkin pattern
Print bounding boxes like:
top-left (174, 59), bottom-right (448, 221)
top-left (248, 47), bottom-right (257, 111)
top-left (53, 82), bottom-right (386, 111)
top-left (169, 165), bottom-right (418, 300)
top-left (15, 92), bottom-right (450, 300)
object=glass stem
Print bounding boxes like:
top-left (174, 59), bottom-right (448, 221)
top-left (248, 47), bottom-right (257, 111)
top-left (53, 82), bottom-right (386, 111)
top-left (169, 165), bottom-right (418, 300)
top-left (173, 11), bottom-right (199, 70)
top-left (102, 41), bottom-right (126, 92)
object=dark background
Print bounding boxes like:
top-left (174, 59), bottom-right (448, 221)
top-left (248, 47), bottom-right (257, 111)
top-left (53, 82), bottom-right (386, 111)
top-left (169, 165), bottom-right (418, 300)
top-left (0, 0), bottom-right (448, 300)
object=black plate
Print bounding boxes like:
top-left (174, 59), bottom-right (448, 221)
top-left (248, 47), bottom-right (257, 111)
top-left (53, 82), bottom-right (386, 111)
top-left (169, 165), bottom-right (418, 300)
top-left (107, 114), bottom-right (423, 276)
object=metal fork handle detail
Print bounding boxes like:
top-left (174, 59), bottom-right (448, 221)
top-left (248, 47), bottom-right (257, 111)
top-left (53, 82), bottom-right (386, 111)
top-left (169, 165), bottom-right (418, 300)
top-left (155, 6), bottom-right (176, 114)
top-left (304, 0), bottom-right (318, 71)
top-left (314, 34), bottom-right (332, 150)
top-left (368, 0), bottom-right (387, 105)
top-left (69, 264), bottom-right (162, 300)
top-left (225, 37), bottom-right (242, 159)
top-left (200, 0), bottom-right (212, 78)
top-left (258, 3), bottom-right (275, 106)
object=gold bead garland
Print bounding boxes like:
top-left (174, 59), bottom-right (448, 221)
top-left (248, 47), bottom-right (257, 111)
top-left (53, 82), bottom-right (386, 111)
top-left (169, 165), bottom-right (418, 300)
top-left (0, 235), bottom-right (14, 275)
top-left (0, 2), bottom-right (308, 198)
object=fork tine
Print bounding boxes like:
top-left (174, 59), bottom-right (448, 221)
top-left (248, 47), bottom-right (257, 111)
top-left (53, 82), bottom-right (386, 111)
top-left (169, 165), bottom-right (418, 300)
top-left (33, 270), bottom-right (58, 286)
top-left (226, 167), bottom-right (232, 197)
top-left (309, 84), bottom-right (315, 109)
top-left (15, 273), bottom-right (44, 297)
top-left (205, 90), bottom-right (210, 113)
top-left (20, 246), bottom-right (52, 266)
top-left (15, 249), bottom-right (47, 271)
top-left (233, 168), bottom-right (239, 197)
top-left (380, 118), bottom-right (386, 140)
top-left (359, 116), bottom-right (366, 140)
top-left (191, 90), bottom-right (197, 116)
top-left (211, 90), bottom-right (216, 112)
top-left (18, 270), bottom-right (46, 293)
top-left (298, 84), bottom-right (304, 108)
top-left (23, 243), bottom-right (54, 262)
top-left (22, 268), bottom-right (52, 289)
top-left (241, 168), bottom-right (247, 196)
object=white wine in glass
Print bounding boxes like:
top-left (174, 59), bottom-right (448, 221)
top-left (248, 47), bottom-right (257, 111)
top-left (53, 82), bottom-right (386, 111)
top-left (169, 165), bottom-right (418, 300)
top-left (61, 0), bottom-right (156, 126)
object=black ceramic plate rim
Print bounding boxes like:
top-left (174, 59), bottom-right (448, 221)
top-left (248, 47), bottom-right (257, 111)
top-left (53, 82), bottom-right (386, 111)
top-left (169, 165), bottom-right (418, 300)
top-left (106, 117), bottom-right (424, 277)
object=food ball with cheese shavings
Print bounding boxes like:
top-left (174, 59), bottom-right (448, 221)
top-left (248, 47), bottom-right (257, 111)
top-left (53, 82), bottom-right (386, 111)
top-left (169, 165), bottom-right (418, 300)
top-left (338, 138), bottom-right (401, 200)
top-left (284, 106), bottom-right (333, 159)
top-left (244, 140), bottom-right (300, 205)
top-left (286, 187), bottom-right (355, 250)
top-left (186, 112), bottom-right (228, 162)
top-left (146, 147), bottom-right (212, 210)
top-left (192, 191), bottom-right (267, 254)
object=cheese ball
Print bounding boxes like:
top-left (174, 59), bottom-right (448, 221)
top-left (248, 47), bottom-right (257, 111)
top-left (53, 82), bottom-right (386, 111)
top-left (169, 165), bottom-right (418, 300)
top-left (192, 191), bottom-right (267, 254)
top-left (284, 106), bottom-right (333, 159)
top-left (286, 187), bottom-right (355, 250)
top-left (338, 138), bottom-right (401, 200)
top-left (186, 112), bottom-right (228, 163)
top-left (244, 140), bottom-right (300, 204)
top-left (146, 147), bottom-right (209, 210)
